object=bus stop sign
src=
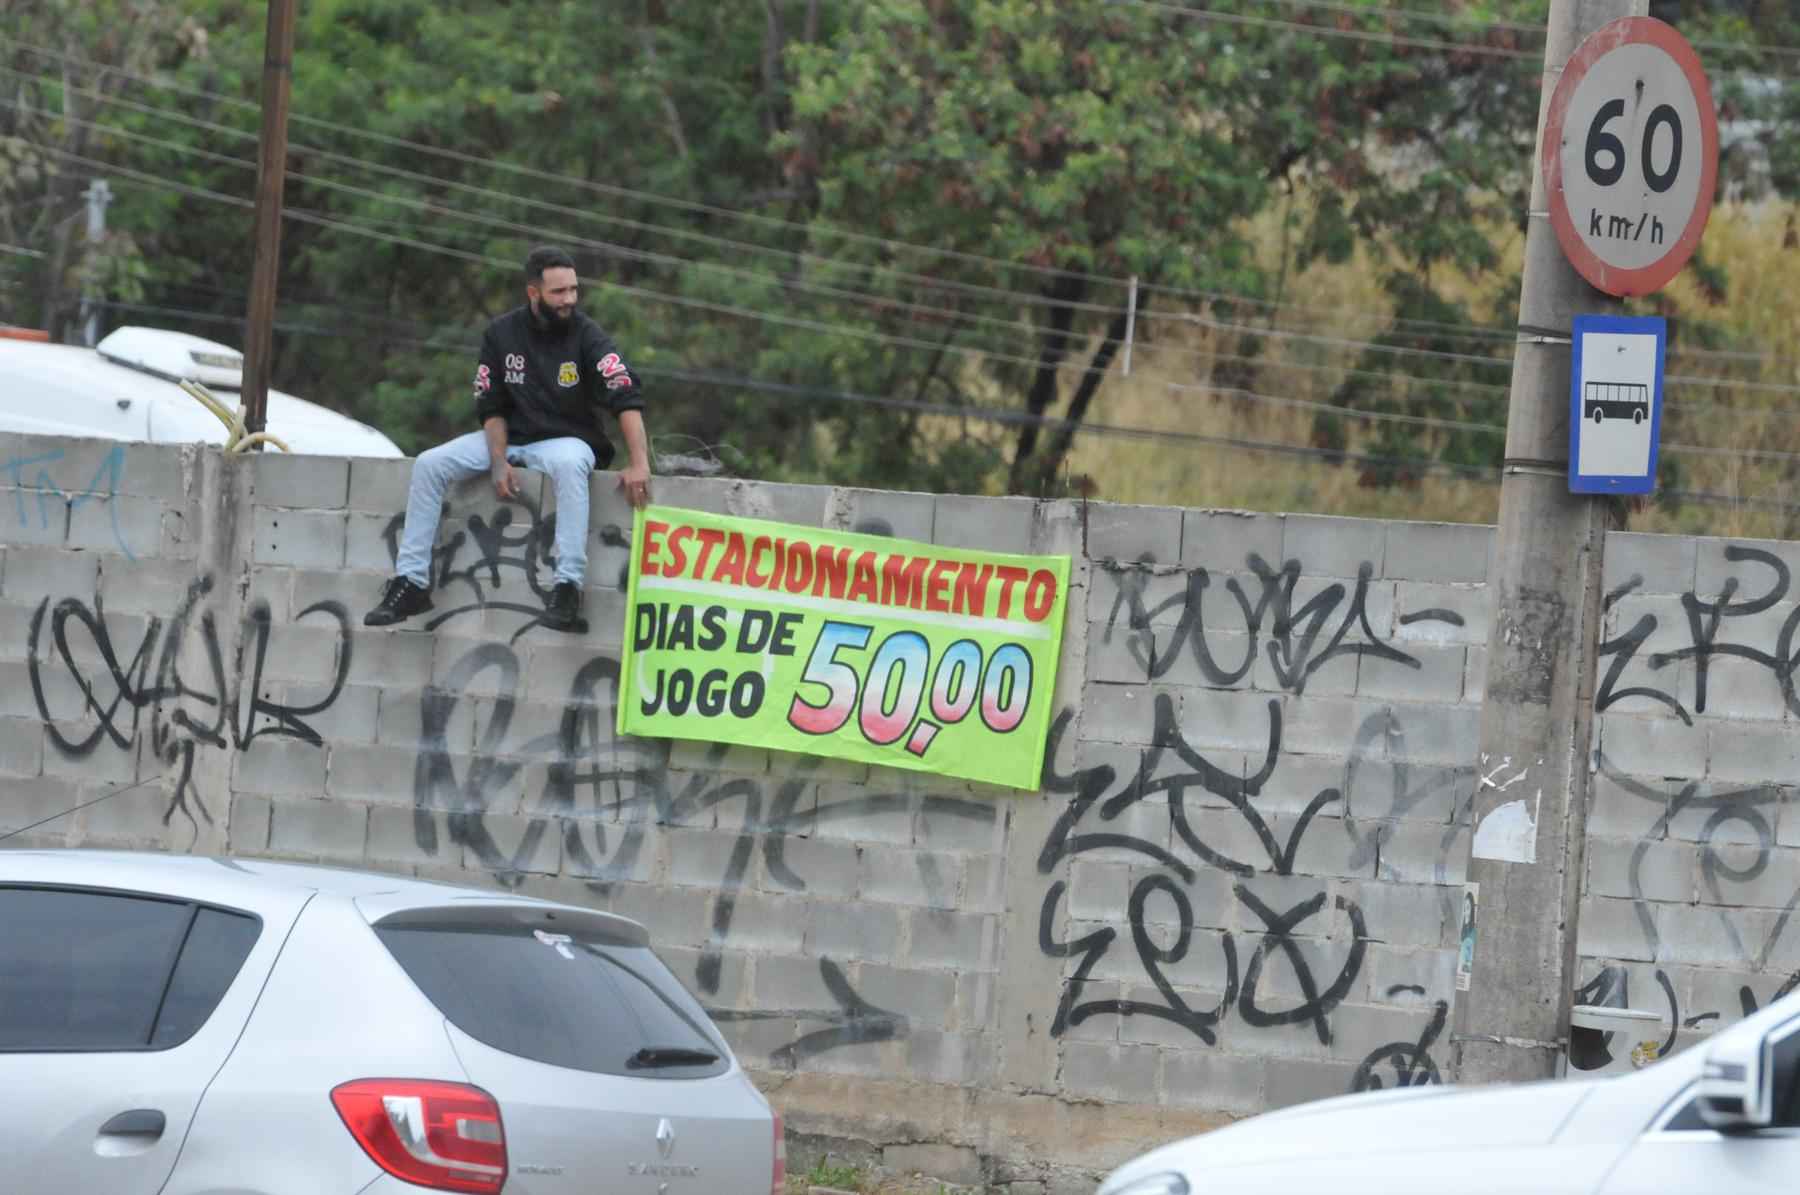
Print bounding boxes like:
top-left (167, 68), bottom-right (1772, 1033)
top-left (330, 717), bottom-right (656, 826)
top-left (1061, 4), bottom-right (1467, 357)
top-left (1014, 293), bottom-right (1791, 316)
top-left (1543, 17), bottom-right (1718, 297)
top-left (1570, 314), bottom-right (1665, 494)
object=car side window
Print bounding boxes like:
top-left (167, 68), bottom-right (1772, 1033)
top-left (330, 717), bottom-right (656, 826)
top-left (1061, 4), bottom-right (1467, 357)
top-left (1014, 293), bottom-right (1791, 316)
top-left (1660, 1098), bottom-right (1711, 1132)
top-left (0, 886), bottom-right (260, 1052)
top-left (151, 907), bottom-right (261, 1048)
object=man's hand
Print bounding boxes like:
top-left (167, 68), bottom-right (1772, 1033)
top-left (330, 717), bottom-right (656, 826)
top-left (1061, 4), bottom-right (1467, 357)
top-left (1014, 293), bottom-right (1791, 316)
top-left (618, 462), bottom-right (652, 509)
top-left (492, 459), bottom-right (520, 501)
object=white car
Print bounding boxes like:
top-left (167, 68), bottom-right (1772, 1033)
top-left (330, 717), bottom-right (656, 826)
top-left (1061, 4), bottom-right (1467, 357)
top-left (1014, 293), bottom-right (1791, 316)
top-left (1098, 990), bottom-right (1800, 1195)
top-left (0, 849), bottom-right (784, 1195)
top-left (0, 325), bottom-right (403, 457)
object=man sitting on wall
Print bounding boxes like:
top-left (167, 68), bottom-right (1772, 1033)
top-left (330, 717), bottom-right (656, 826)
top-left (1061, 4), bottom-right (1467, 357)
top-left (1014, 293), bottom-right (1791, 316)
top-left (365, 245), bottom-right (653, 632)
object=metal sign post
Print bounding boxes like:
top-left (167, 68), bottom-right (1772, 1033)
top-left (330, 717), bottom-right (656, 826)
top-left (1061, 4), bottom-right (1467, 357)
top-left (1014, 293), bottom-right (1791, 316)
top-left (1568, 315), bottom-right (1666, 494)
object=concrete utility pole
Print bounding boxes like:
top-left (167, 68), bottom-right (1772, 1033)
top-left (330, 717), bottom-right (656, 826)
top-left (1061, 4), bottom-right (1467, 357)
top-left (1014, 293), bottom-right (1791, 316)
top-left (78, 178), bottom-right (113, 348)
top-left (1450, 0), bottom-right (1646, 1085)
top-left (242, 0), bottom-right (298, 441)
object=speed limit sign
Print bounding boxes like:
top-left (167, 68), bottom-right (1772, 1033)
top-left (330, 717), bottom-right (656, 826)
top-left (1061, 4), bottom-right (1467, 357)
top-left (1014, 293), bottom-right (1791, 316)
top-left (1543, 17), bottom-right (1718, 297)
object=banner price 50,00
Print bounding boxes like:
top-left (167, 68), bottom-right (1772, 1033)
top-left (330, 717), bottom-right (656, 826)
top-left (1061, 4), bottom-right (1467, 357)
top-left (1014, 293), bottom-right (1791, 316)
top-left (616, 506), bottom-right (1071, 791)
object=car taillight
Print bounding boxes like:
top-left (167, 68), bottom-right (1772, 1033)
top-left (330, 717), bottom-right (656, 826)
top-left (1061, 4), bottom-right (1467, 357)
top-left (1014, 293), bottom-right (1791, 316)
top-left (771, 1108), bottom-right (786, 1195)
top-left (331, 1079), bottom-right (507, 1194)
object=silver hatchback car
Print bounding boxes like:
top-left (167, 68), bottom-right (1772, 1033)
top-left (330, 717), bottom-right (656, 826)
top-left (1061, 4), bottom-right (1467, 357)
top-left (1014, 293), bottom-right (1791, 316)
top-left (0, 849), bottom-right (784, 1195)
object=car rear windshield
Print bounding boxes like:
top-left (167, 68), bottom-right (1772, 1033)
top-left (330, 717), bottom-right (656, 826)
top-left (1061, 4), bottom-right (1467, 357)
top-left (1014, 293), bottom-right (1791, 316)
top-left (375, 917), bottom-right (729, 1078)
top-left (0, 886), bottom-right (261, 1052)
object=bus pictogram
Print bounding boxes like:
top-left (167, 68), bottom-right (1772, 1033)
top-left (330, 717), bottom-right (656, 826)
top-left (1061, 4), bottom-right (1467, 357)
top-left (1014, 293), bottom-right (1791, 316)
top-left (1583, 379), bottom-right (1650, 424)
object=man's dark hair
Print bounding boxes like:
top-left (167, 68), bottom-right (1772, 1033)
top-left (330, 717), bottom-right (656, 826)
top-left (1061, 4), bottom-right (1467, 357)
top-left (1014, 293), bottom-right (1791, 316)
top-left (525, 246), bottom-right (576, 283)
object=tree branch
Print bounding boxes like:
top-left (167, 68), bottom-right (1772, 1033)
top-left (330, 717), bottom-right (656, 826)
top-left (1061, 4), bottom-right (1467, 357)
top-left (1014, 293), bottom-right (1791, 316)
top-left (762, 0), bottom-right (788, 139)
top-left (639, 9), bottom-right (690, 160)
top-left (1034, 288), bottom-right (1149, 494)
top-left (1007, 271), bottom-right (1086, 493)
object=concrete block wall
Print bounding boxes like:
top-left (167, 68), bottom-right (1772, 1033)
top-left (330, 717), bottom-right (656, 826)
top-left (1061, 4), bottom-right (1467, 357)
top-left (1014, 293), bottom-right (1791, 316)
top-left (1037, 509), bottom-right (1486, 1131)
top-left (2, 430), bottom-right (1795, 1187)
top-left (1579, 532), bottom-right (1800, 1049)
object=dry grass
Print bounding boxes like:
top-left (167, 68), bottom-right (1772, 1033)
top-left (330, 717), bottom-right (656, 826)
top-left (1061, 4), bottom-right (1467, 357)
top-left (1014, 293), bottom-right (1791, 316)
top-left (1037, 198), bottom-right (1800, 538)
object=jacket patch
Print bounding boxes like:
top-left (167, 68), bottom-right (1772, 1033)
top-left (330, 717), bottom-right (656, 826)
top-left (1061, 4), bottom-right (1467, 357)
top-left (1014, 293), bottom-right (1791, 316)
top-left (557, 361), bottom-right (579, 387)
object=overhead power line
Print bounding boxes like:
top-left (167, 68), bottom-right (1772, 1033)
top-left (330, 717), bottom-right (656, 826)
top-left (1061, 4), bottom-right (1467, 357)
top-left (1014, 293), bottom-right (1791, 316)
top-left (21, 145), bottom-right (1557, 435)
top-left (52, 136), bottom-right (1800, 454)
top-left (1238, 0), bottom-right (1547, 38)
top-left (0, 55), bottom-right (1511, 345)
top-left (1243, 0), bottom-right (1800, 58)
top-left (34, 114), bottom-right (1800, 450)
top-left (96, 294), bottom-right (1800, 513)
top-left (3, 28), bottom-right (1786, 327)
top-left (0, 75), bottom-right (1135, 320)
top-left (17, 94), bottom-right (1564, 384)
top-left (0, 44), bottom-right (1784, 367)
top-left (89, 294), bottom-right (1505, 484)
top-left (1104, 0), bottom-right (1545, 60)
top-left (12, 79), bottom-right (1783, 407)
top-left (20, 66), bottom-right (1800, 456)
top-left (88, 269), bottom-right (1800, 474)
top-left (0, 36), bottom-right (1137, 297)
top-left (1111, 0), bottom-right (1800, 66)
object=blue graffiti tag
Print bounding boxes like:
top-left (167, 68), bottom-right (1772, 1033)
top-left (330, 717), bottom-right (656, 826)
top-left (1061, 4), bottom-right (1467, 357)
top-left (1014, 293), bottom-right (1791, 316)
top-left (4, 444), bottom-right (135, 560)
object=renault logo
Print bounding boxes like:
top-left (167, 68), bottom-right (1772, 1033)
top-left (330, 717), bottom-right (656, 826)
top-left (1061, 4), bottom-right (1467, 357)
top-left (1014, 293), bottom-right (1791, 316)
top-left (655, 1118), bottom-right (675, 1160)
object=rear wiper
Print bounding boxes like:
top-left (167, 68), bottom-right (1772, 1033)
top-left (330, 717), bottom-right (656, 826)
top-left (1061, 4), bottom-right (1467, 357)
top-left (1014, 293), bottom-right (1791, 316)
top-left (627, 1046), bottom-right (720, 1069)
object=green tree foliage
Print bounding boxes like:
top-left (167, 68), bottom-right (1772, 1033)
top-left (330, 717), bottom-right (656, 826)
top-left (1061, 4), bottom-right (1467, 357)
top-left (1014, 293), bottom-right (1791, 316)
top-left (0, 0), bottom-right (179, 336)
top-left (1, 0), bottom-right (1794, 500)
top-left (782, 1), bottom-right (1559, 492)
top-left (85, 0), bottom-right (817, 455)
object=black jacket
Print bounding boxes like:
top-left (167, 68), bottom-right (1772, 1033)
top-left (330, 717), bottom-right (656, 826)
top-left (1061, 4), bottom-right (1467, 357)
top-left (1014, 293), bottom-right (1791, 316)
top-left (471, 306), bottom-right (646, 467)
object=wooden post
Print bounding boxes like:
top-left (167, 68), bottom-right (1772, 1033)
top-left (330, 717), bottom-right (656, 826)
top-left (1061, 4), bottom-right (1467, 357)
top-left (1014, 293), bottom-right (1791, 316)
top-left (241, 0), bottom-right (297, 440)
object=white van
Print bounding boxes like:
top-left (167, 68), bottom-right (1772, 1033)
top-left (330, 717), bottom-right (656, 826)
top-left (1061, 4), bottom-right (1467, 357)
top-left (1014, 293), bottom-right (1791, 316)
top-left (0, 325), bottom-right (403, 458)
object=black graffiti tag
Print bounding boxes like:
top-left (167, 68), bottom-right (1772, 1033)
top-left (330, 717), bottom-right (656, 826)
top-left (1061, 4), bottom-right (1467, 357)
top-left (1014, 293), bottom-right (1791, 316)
top-left (381, 497), bottom-right (632, 638)
top-left (1352, 992), bottom-right (1447, 1090)
top-left (26, 577), bottom-right (351, 837)
top-left (411, 640), bottom-right (993, 1062)
top-left (707, 959), bottom-right (909, 1068)
top-left (1047, 552), bottom-right (1471, 1062)
top-left (1599, 546), bottom-right (1800, 723)
top-left (1237, 885), bottom-right (1368, 1045)
top-left (1038, 702), bottom-right (1374, 1047)
top-left (1100, 554), bottom-right (1453, 695)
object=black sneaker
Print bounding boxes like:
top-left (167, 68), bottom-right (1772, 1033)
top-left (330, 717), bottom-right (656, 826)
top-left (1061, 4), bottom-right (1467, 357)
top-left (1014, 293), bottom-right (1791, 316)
top-left (543, 581), bottom-right (583, 632)
top-left (363, 576), bottom-right (434, 627)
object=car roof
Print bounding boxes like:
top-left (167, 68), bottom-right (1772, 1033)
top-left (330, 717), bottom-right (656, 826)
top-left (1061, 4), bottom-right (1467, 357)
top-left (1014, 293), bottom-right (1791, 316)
top-left (0, 336), bottom-right (404, 458)
top-left (0, 848), bottom-right (645, 941)
top-left (3, 847), bottom-right (456, 899)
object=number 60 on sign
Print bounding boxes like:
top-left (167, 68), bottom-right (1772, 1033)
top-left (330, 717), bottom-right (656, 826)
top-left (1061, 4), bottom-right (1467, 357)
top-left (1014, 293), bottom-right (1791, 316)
top-left (1543, 17), bottom-right (1718, 297)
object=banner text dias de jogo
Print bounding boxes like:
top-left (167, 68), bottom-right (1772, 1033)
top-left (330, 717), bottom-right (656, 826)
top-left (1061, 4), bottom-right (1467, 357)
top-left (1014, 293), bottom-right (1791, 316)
top-left (617, 507), bottom-right (1070, 790)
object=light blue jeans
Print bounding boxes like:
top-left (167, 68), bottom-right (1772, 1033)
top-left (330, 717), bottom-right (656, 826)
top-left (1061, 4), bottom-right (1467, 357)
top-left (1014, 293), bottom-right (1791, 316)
top-left (393, 431), bottom-right (596, 588)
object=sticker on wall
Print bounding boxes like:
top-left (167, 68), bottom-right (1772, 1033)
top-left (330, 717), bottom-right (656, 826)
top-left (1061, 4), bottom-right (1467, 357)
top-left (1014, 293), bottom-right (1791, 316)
top-left (1456, 882), bottom-right (1479, 992)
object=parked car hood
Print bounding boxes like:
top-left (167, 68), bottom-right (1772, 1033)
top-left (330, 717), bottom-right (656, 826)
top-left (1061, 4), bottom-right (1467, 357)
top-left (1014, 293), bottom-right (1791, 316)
top-left (1105, 1079), bottom-right (1602, 1187)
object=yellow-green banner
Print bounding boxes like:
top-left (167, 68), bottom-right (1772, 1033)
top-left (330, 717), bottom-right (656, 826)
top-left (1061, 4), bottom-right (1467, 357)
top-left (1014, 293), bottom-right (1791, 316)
top-left (617, 506), bottom-right (1069, 791)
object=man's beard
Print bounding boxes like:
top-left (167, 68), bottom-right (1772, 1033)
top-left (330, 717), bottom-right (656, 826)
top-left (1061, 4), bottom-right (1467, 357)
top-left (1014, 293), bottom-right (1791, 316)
top-left (532, 300), bottom-right (575, 331)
